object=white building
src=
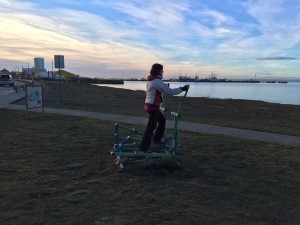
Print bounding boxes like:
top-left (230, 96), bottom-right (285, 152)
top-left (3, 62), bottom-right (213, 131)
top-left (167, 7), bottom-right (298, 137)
top-left (39, 71), bottom-right (65, 80)
top-left (34, 57), bottom-right (46, 72)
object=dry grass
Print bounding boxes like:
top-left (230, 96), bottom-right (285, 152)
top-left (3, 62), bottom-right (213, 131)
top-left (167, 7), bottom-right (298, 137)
top-left (14, 81), bottom-right (300, 136)
top-left (0, 109), bottom-right (299, 225)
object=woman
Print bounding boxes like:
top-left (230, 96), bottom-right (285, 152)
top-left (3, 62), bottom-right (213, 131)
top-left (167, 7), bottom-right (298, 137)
top-left (139, 63), bottom-right (189, 152)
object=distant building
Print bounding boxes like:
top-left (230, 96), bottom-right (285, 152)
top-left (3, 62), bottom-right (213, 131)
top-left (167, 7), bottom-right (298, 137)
top-left (0, 68), bottom-right (10, 75)
top-left (22, 67), bottom-right (34, 76)
top-left (38, 71), bottom-right (51, 79)
top-left (37, 69), bottom-right (78, 80)
top-left (34, 57), bottom-right (45, 71)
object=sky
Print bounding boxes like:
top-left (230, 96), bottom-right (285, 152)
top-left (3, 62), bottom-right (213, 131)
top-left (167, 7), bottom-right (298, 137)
top-left (0, 0), bottom-right (299, 79)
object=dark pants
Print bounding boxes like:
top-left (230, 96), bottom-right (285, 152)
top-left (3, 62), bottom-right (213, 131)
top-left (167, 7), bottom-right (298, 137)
top-left (139, 110), bottom-right (166, 151)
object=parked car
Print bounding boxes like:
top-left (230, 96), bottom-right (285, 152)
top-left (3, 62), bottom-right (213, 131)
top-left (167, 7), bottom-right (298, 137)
top-left (0, 75), bottom-right (14, 87)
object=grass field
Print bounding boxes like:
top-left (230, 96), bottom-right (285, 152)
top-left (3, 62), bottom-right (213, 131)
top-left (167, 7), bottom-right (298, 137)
top-left (0, 108), bottom-right (299, 225)
top-left (15, 81), bottom-right (300, 136)
top-left (0, 83), bottom-right (300, 225)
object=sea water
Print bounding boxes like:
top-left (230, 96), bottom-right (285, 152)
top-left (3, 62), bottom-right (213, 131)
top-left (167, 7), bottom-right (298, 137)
top-left (96, 81), bottom-right (300, 105)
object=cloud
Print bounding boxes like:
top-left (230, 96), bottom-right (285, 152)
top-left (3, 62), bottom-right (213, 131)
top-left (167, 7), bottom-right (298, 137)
top-left (1, 0), bottom-right (300, 78)
top-left (53, 0), bottom-right (81, 5)
top-left (256, 57), bottom-right (299, 60)
top-left (196, 8), bottom-right (234, 26)
top-left (113, 0), bottom-right (189, 28)
top-left (243, 0), bottom-right (300, 49)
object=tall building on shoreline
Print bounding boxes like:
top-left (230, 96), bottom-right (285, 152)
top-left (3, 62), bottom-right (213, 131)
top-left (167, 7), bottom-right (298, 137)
top-left (34, 57), bottom-right (45, 71)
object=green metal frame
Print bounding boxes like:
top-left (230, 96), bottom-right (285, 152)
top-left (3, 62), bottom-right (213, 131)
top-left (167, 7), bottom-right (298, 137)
top-left (111, 89), bottom-right (188, 170)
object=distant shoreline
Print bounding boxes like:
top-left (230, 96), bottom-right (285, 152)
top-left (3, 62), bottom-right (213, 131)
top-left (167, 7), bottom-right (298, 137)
top-left (126, 79), bottom-right (288, 84)
top-left (94, 81), bottom-right (299, 105)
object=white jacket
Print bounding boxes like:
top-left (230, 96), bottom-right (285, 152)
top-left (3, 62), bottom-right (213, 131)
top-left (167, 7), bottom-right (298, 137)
top-left (145, 77), bottom-right (182, 106)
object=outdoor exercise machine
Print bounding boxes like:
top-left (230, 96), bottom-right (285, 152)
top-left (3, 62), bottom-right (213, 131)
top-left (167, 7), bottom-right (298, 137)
top-left (111, 89), bottom-right (188, 171)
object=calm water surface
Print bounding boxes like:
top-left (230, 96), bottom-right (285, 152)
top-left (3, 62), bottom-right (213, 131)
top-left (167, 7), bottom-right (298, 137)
top-left (96, 81), bottom-right (300, 105)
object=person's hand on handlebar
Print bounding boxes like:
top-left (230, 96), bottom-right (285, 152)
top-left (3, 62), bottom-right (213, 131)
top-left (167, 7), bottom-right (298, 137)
top-left (181, 84), bottom-right (190, 91)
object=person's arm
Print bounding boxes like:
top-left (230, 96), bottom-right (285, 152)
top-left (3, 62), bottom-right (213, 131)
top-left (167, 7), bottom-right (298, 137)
top-left (154, 79), bottom-right (183, 96)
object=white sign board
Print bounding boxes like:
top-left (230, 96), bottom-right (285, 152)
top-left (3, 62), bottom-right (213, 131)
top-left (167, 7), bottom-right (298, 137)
top-left (25, 84), bottom-right (44, 111)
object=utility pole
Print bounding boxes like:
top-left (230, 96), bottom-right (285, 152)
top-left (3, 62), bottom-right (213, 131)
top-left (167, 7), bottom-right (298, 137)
top-left (54, 55), bottom-right (65, 104)
top-left (59, 60), bottom-right (62, 104)
top-left (27, 63), bottom-right (29, 79)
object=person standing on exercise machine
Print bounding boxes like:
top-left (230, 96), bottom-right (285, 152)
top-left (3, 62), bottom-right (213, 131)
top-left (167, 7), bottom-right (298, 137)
top-left (139, 63), bottom-right (189, 152)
